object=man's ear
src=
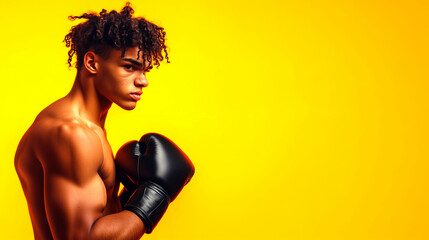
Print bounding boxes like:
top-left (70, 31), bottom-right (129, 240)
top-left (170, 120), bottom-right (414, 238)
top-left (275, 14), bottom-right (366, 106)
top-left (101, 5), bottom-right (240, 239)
top-left (83, 51), bottom-right (98, 74)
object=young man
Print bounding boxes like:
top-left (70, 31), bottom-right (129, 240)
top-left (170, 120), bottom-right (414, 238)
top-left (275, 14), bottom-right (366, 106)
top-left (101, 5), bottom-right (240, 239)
top-left (14, 3), bottom-right (194, 239)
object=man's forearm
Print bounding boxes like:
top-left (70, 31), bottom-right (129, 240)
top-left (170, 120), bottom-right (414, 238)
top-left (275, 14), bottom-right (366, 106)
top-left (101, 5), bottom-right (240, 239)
top-left (88, 210), bottom-right (145, 240)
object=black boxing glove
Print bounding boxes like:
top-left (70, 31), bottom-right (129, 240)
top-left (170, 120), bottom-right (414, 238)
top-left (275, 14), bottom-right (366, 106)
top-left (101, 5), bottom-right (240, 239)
top-left (117, 175), bottom-right (137, 208)
top-left (115, 133), bottom-right (195, 233)
top-left (115, 144), bottom-right (140, 208)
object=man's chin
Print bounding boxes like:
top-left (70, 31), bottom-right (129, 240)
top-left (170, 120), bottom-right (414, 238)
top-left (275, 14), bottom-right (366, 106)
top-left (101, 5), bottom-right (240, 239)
top-left (118, 103), bottom-right (137, 111)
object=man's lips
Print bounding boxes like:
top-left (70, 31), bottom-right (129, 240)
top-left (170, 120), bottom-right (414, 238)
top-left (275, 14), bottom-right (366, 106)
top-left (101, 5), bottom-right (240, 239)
top-left (130, 91), bottom-right (142, 101)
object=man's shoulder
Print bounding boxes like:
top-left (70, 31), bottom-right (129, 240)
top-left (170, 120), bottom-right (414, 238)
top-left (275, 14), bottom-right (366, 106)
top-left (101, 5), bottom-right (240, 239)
top-left (31, 114), bottom-right (96, 144)
top-left (32, 116), bottom-right (104, 169)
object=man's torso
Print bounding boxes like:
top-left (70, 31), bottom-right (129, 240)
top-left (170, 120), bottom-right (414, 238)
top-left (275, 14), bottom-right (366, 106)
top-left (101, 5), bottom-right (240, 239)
top-left (15, 98), bottom-right (119, 239)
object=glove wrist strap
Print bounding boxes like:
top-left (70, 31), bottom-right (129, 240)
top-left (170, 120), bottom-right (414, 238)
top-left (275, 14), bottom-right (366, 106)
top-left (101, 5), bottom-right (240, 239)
top-left (124, 181), bottom-right (171, 233)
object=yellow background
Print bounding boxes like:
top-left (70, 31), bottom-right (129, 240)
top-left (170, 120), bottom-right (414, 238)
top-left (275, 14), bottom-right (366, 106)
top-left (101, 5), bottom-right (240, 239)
top-left (1, 0), bottom-right (428, 239)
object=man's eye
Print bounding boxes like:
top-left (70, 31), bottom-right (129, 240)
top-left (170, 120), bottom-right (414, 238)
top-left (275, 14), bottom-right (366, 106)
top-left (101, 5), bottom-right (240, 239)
top-left (124, 65), bottom-right (134, 70)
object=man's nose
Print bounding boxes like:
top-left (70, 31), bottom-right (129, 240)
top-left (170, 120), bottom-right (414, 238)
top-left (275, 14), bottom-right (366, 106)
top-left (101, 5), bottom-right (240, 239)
top-left (135, 72), bottom-right (148, 87)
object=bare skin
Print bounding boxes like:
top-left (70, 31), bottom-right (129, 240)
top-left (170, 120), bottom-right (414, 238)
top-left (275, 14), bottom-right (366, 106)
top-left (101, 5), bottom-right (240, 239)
top-left (15, 47), bottom-right (152, 239)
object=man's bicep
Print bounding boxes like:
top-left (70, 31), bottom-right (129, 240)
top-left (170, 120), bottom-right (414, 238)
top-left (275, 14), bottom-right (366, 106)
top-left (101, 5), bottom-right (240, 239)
top-left (41, 124), bottom-right (105, 239)
top-left (44, 173), bottom-right (106, 239)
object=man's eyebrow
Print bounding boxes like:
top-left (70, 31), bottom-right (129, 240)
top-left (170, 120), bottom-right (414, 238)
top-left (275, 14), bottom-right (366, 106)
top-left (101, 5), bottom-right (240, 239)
top-left (122, 58), bottom-right (143, 67)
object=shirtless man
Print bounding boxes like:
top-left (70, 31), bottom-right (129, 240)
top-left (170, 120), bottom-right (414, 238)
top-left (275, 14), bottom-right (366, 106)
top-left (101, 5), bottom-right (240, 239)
top-left (14, 3), bottom-right (194, 239)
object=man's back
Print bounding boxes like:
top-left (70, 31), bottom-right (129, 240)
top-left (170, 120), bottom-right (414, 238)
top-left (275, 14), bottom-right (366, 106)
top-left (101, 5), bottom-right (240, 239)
top-left (15, 97), bottom-right (119, 239)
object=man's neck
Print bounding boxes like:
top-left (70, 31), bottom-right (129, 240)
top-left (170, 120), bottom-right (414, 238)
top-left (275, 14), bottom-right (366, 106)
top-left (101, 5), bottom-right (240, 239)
top-left (66, 72), bottom-right (112, 129)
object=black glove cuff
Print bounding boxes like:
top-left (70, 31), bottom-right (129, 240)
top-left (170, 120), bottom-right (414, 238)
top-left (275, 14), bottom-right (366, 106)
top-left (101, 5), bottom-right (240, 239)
top-left (124, 181), bottom-right (171, 233)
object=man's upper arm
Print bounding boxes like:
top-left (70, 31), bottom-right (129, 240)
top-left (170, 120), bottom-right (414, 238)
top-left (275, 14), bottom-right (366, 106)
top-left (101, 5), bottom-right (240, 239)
top-left (40, 123), bottom-right (105, 240)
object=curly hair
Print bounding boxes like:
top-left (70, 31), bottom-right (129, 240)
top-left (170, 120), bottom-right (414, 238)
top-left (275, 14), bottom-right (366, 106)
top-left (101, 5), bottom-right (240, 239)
top-left (63, 2), bottom-right (169, 70)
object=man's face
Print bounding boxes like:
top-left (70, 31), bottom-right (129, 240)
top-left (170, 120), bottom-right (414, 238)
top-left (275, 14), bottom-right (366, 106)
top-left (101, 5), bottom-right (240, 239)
top-left (94, 47), bottom-right (152, 110)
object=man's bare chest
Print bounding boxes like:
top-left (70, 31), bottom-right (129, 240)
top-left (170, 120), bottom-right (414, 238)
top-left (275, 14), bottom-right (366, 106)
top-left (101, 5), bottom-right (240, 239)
top-left (94, 130), bottom-right (116, 191)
